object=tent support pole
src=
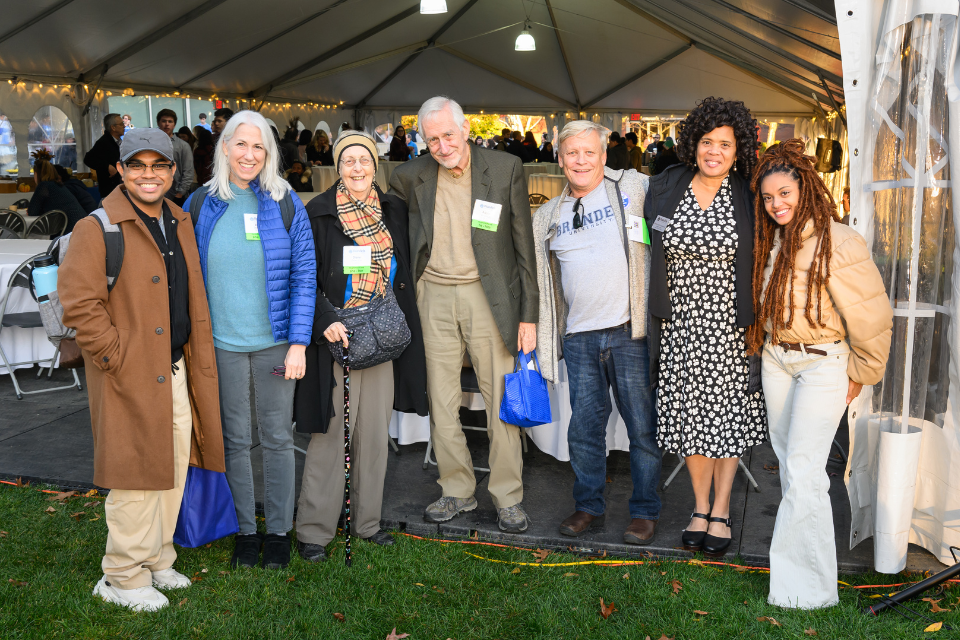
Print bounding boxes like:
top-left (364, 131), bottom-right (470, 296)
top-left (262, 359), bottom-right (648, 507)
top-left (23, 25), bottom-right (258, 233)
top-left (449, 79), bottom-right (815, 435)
top-left (819, 72), bottom-right (847, 127)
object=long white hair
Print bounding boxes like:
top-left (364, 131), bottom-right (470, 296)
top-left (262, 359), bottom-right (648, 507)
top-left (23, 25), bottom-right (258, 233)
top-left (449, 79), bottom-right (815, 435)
top-left (207, 110), bottom-right (290, 202)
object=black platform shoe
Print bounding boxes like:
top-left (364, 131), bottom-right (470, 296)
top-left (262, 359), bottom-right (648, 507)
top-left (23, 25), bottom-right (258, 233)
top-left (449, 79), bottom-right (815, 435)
top-left (681, 512), bottom-right (710, 551)
top-left (702, 516), bottom-right (733, 557)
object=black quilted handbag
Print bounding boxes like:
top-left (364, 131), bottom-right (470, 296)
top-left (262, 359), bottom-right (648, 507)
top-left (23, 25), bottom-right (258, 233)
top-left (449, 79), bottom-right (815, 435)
top-left (326, 286), bottom-right (412, 370)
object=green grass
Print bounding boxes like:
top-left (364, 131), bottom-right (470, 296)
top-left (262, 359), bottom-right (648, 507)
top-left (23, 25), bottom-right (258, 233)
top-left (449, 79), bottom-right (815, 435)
top-left (1, 484), bottom-right (958, 639)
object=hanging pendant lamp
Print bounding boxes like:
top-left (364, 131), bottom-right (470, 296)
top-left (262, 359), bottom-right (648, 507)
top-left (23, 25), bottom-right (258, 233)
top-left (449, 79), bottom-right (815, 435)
top-left (420, 0), bottom-right (447, 14)
top-left (515, 22), bottom-right (535, 51)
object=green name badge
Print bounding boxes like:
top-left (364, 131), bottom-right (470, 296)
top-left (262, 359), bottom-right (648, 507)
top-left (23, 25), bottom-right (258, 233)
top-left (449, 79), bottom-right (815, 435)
top-left (471, 199), bottom-right (502, 232)
top-left (243, 213), bottom-right (260, 241)
top-left (628, 214), bottom-right (650, 245)
top-left (343, 245), bottom-right (372, 275)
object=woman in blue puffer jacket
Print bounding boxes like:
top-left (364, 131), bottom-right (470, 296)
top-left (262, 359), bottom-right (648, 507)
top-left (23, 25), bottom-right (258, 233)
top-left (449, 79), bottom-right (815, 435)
top-left (186, 110), bottom-right (316, 572)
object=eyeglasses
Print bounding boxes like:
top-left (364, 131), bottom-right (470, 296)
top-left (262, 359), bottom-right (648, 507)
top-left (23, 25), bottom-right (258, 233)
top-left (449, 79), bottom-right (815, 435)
top-left (572, 197), bottom-right (584, 230)
top-left (340, 157), bottom-right (372, 168)
top-left (123, 161), bottom-right (174, 176)
top-left (425, 132), bottom-right (458, 148)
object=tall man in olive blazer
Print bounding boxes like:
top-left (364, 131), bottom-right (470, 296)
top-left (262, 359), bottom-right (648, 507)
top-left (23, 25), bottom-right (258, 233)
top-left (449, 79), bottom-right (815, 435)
top-left (389, 96), bottom-right (539, 533)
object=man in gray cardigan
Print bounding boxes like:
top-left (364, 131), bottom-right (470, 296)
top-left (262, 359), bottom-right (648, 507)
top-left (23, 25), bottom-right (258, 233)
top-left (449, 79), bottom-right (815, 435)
top-left (389, 97), bottom-right (539, 533)
top-left (533, 121), bottom-right (661, 545)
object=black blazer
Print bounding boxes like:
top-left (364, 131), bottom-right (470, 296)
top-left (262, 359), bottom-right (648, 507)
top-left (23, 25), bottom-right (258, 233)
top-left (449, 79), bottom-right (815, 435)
top-left (83, 133), bottom-right (122, 198)
top-left (644, 164), bottom-right (758, 387)
top-left (293, 183), bottom-right (428, 434)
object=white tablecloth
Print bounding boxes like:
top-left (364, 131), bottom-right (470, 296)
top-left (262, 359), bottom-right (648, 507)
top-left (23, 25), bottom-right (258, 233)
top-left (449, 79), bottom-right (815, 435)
top-left (0, 193), bottom-right (31, 208)
top-left (528, 174), bottom-right (567, 200)
top-left (0, 239), bottom-right (59, 375)
top-left (387, 360), bottom-right (629, 462)
top-left (312, 167), bottom-right (340, 193)
top-left (378, 160), bottom-right (405, 188)
top-left (522, 163), bottom-right (561, 182)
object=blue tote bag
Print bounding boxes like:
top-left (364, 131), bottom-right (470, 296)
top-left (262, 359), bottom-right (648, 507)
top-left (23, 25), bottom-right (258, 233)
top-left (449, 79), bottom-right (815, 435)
top-left (173, 466), bottom-right (239, 548)
top-left (499, 349), bottom-right (552, 428)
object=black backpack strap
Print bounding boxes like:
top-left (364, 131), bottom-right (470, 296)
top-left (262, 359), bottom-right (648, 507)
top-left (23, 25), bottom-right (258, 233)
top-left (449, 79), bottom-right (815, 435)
top-left (89, 209), bottom-right (124, 292)
top-left (280, 191), bottom-right (296, 232)
top-left (189, 185), bottom-right (210, 228)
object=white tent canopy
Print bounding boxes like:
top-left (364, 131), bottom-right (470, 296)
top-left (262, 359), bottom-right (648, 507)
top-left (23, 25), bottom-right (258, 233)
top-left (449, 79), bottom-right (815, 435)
top-left (0, 0), bottom-right (842, 167)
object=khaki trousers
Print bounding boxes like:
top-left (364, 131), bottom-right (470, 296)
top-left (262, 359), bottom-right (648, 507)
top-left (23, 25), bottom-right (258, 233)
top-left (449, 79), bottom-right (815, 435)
top-left (102, 357), bottom-right (192, 589)
top-left (296, 360), bottom-right (394, 546)
top-left (417, 279), bottom-right (522, 509)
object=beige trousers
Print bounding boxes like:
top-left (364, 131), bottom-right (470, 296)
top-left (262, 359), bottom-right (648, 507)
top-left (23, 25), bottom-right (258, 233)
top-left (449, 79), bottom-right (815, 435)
top-left (296, 360), bottom-right (394, 546)
top-left (417, 279), bottom-right (522, 509)
top-left (102, 357), bottom-right (192, 589)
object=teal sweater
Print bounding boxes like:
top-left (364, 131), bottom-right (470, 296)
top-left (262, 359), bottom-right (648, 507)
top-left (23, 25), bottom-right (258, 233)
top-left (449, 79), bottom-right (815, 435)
top-left (206, 183), bottom-right (284, 352)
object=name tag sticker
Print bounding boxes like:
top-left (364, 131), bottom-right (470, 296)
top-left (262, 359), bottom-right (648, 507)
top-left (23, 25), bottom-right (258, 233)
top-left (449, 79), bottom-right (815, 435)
top-left (627, 214), bottom-right (650, 244)
top-left (652, 215), bottom-right (671, 233)
top-left (343, 245), bottom-right (372, 274)
top-left (471, 199), bottom-right (502, 231)
top-left (243, 213), bottom-right (259, 240)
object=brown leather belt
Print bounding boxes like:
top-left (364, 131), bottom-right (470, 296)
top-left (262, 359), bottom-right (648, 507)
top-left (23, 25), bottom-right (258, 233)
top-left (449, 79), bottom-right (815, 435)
top-left (778, 342), bottom-right (827, 357)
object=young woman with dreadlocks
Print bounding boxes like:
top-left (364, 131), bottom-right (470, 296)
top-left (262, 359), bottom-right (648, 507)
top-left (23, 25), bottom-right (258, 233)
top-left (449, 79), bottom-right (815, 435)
top-left (750, 140), bottom-right (891, 609)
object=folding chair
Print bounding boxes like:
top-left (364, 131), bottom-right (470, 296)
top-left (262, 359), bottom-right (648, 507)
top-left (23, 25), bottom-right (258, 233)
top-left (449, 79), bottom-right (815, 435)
top-left (25, 209), bottom-right (68, 239)
top-left (0, 254), bottom-right (82, 399)
top-left (422, 352), bottom-right (528, 471)
top-left (0, 212), bottom-right (26, 238)
top-left (0, 224), bottom-right (20, 239)
top-left (660, 450), bottom-right (761, 493)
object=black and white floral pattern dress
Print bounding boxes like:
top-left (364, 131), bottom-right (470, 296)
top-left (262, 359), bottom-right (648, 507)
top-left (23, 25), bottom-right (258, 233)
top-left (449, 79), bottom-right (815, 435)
top-left (656, 177), bottom-right (766, 458)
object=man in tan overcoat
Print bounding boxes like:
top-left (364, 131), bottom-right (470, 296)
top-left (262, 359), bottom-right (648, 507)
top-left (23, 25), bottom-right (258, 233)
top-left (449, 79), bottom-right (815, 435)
top-left (59, 129), bottom-right (224, 612)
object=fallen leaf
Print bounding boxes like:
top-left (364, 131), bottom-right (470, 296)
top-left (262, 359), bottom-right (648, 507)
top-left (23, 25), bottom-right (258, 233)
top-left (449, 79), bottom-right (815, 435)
top-left (385, 629), bottom-right (410, 640)
top-left (924, 621), bottom-right (942, 632)
top-left (622, 572), bottom-right (630, 579)
top-left (367, 564), bottom-right (372, 569)
top-left (606, 474), bottom-right (613, 483)
top-left (69, 512), bottom-right (85, 521)
top-left (660, 571), bottom-right (667, 575)
top-left (687, 559), bottom-right (705, 567)
top-left (201, 568), bottom-right (208, 573)
top-left (84, 489), bottom-right (98, 497)
top-left (414, 583), bottom-right (425, 586)
top-left (804, 630), bottom-right (817, 636)
top-left (757, 616), bottom-right (782, 627)
top-left (178, 598), bottom-right (187, 607)
top-left (656, 635), bottom-right (675, 640)
top-left (600, 598), bottom-right (617, 619)
top-left (510, 568), bottom-right (521, 575)
top-left (469, 530), bottom-right (478, 540)
top-left (204, 543), bottom-right (212, 548)
top-left (44, 506), bottom-right (56, 515)
top-left (8, 579), bottom-right (27, 587)
top-left (532, 548), bottom-right (550, 563)
top-left (564, 572), bottom-right (578, 577)
top-left (0, 531), bottom-right (8, 538)
top-left (763, 464), bottom-right (779, 472)
top-left (670, 579), bottom-right (682, 594)
top-left (47, 491), bottom-right (76, 502)
top-left (733, 565), bottom-right (750, 572)
top-left (929, 599), bottom-right (951, 613)
top-left (15, 477), bottom-right (29, 488)
top-left (333, 612), bottom-right (345, 622)
top-left (219, 571), bottom-right (230, 576)
top-left (286, 576), bottom-right (295, 582)
top-left (83, 501), bottom-right (98, 507)
top-left (88, 513), bottom-right (101, 522)
top-left (693, 610), bottom-right (709, 615)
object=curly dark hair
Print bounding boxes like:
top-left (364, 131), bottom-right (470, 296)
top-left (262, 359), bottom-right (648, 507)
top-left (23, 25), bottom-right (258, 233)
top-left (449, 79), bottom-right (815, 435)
top-left (675, 96), bottom-right (759, 181)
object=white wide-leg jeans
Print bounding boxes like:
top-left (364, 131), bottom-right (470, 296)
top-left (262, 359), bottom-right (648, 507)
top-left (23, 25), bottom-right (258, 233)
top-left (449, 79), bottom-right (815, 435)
top-left (762, 339), bottom-right (850, 609)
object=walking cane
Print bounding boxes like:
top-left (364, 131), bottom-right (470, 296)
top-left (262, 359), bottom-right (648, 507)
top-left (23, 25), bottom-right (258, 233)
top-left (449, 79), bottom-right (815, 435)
top-left (342, 331), bottom-right (354, 567)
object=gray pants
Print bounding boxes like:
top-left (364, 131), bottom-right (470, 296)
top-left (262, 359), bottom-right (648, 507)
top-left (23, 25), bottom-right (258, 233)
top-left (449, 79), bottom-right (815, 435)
top-left (296, 360), bottom-right (394, 546)
top-left (215, 344), bottom-right (296, 536)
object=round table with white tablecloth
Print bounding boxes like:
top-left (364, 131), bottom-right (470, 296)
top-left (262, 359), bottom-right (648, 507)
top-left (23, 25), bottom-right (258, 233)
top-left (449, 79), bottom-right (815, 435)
top-left (0, 239), bottom-right (59, 374)
top-left (522, 163), bottom-right (561, 183)
top-left (527, 174), bottom-right (567, 201)
top-left (388, 359), bottom-right (630, 462)
top-left (311, 167), bottom-right (340, 193)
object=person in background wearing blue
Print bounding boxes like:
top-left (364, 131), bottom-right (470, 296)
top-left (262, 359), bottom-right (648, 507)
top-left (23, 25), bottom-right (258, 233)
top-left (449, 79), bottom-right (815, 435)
top-left (186, 110), bottom-right (316, 571)
top-left (197, 113), bottom-right (212, 132)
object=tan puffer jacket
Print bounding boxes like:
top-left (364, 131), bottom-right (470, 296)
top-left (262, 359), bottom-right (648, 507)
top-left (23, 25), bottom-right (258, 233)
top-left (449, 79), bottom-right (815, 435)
top-left (761, 220), bottom-right (893, 385)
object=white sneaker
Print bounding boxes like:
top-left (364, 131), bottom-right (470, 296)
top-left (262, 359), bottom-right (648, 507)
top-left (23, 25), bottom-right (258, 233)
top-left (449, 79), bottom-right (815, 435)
top-left (151, 567), bottom-right (192, 590)
top-left (93, 576), bottom-right (169, 611)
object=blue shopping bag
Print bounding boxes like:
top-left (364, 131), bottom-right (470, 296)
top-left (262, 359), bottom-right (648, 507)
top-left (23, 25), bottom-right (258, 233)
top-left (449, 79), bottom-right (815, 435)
top-left (173, 466), bottom-right (239, 548)
top-left (499, 349), bottom-right (552, 428)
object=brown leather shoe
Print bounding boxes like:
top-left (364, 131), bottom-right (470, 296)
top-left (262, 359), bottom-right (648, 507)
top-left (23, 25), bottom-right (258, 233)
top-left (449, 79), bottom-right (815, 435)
top-left (624, 518), bottom-right (657, 545)
top-left (559, 511), bottom-right (605, 537)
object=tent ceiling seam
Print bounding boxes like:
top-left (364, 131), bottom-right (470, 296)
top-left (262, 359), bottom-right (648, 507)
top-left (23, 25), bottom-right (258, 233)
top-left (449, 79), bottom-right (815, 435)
top-left (0, 0), bottom-right (78, 47)
top-left (440, 48), bottom-right (576, 109)
top-left (706, 0), bottom-right (840, 59)
top-left (585, 43), bottom-right (692, 107)
top-left (545, 0), bottom-right (581, 110)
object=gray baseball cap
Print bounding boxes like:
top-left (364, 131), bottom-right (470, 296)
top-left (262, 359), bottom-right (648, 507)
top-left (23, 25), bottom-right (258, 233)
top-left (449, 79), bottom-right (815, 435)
top-left (119, 127), bottom-right (174, 163)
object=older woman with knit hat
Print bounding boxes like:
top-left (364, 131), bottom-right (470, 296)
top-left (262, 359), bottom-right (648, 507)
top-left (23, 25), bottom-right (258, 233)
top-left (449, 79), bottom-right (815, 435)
top-left (293, 130), bottom-right (427, 562)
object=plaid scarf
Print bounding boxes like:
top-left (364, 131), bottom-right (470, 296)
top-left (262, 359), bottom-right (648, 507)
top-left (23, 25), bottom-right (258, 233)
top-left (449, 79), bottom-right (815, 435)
top-left (336, 182), bottom-right (393, 308)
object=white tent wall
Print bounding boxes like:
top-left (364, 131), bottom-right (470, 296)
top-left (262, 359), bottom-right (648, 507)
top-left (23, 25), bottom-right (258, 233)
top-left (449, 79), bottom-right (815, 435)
top-left (0, 83), bottom-right (101, 177)
top-left (838, 0), bottom-right (960, 571)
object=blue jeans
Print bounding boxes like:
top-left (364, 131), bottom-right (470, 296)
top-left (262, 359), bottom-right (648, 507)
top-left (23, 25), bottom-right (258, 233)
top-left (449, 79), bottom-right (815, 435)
top-left (215, 344), bottom-right (296, 535)
top-left (563, 326), bottom-right (661, 519)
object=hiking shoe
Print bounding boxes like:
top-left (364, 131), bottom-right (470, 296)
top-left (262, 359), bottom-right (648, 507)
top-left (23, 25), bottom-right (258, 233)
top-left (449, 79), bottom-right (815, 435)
top-left (231, 532), bottom-right (263, 568)
top-left (94, 576), bottom-right (168, 612)
top-left (151, 567), bottom-right (191, 590)
top-left (262, 533), bottom-right (291, 569)
top-left (297, 541), bottom-right (328, 563)
top-left (498, 503), bottom-right (529, 533)
top-left (423, 496), bottom-right (477, 523)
